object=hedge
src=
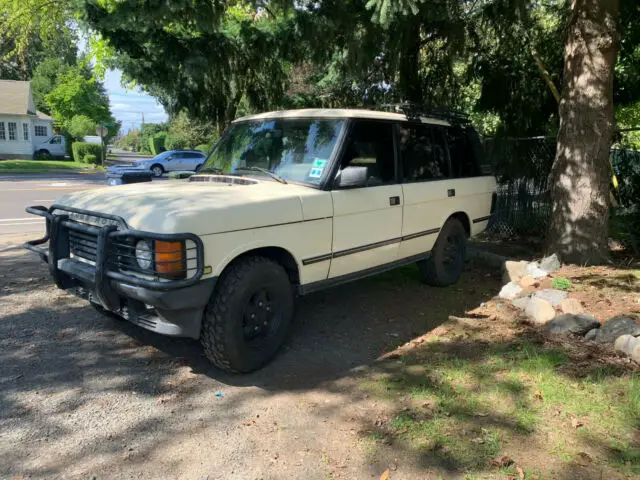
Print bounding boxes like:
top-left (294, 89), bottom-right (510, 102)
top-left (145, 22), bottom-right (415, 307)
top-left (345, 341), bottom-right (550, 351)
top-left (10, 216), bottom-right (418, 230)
top-left (149, 132), bottom-right (167, 155)
top-left (165, 134), bottom-right (187, 151)
top-left (194, 143), bottom-right (210, 154)
top-left (72, 142), bottom-right (102, 163)
top-left (84, 154), bottom-right (98, 165)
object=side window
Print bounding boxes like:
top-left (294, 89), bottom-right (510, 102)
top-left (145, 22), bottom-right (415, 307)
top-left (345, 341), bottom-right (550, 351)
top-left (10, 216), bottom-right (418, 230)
top-left (339, 120), bottom-right (395, 187)
top-left (399, 123), bottom-right (449, 182)
top-left (50, 136), bottom-right (61, 144)
top-left (184, 152), bottom-right (202, 159)
top-left (447, 126), bottom-right (481, 178)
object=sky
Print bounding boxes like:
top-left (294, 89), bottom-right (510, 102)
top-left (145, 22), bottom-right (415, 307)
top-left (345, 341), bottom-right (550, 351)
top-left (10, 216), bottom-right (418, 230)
top-left (103, 69), bottom-right (168, 132)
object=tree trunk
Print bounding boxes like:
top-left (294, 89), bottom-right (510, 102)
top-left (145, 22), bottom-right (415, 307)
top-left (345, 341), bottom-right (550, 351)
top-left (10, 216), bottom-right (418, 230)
top-left (399, 18), bottom-right (422, 104)
top-left (546, 0), bottom-right (620, 264)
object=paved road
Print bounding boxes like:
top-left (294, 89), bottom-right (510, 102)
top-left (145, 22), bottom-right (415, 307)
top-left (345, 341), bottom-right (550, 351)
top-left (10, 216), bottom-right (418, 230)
top-left (0, 172), bottom-right (108, 237)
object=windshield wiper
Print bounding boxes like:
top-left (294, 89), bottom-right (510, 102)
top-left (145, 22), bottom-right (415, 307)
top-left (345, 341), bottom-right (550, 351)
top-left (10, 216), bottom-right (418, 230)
top-left (234, 166), bottom-right (288, 184)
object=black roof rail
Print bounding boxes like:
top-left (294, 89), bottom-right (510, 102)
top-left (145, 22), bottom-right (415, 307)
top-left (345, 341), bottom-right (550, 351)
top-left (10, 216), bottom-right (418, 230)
top-left (372, 102), bottom-right (471, 124)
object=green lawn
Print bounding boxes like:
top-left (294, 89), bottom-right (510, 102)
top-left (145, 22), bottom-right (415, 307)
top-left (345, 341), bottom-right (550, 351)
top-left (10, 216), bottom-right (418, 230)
top-left (360, 322), bottom-right (640, 478)
top-left (0, 159), bottom-right (100, 173)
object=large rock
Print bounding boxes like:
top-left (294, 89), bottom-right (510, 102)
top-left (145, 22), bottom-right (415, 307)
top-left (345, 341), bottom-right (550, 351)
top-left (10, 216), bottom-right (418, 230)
top-left (524, 262), bottom-right (548, 279)
top-left (499, 281), bottom-right (523, 300)
top-left (559, 298), bottom-right (585, 315)
top-left (539, 254), bottom-right (561, 273)
top-left (584, 329), bottom-right (598, 341)
top-left (533, 289), bottom-right (568, 307)
top-left (502, 260), bottom-right (529, 284)
top-left (614, 335), bottom-right (639, 356)
top-left (525, 298), bottom-right (556, 325)
top-left (512, 296), bottom-right (531, 310)
top-left (519, 276), bottom-right (537, 288)
top-left (594, 315), bottom-right (640, 344)
top-left (544, 314), bottom-right (600, 336)
top-left (632, 345), bottom-right (640, 363)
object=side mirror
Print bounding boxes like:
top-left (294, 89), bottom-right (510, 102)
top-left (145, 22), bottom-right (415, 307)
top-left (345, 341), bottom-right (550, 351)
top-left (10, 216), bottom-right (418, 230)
top-left (335, 166), bottom-right (368, 188)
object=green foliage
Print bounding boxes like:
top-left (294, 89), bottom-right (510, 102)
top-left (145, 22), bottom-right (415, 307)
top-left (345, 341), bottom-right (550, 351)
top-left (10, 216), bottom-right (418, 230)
top-left (84, 154), bottom-right (98, 165)
top-left (67, 115), bottom-right (96, 140)
top-left (194, 144), bottom-right (210, 154)
top-left (45, 66), bottom-right (112, 130)
top-left (72, 142), bottom-right (102, 163)
top-left (167, 112), bottom-right (217, 149)
top-left (165, 134), bottom-right (188, 151)
top-left (551, 277), bottom-right (572, 290)
top-left (148, 132), bottom-right (167, 155)
top-left (138, 123), bottom-right (169, 154)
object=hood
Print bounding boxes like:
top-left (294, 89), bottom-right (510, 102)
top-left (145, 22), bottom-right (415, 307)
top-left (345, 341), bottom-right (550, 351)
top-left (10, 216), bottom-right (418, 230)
top-left (54, 177), bottom-right (324, 235)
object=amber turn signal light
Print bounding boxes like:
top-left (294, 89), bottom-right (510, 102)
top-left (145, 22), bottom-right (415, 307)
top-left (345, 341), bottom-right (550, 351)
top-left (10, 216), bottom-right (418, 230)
top-left (154, 240), bottom-right (184, 278)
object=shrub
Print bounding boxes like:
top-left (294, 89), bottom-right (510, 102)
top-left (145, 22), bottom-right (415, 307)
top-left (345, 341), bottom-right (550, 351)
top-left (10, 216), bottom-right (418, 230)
top-left (149, 132), bottom-right (167, 155)
top-left (165, 134), bottom-right (187, 151)
top-left (72, 142), bottom-right (102, 163)
top-left (551, 277), bottom-right (572, 290)
top-left (84, 154), bottom-right (98, 165)
top-left (194, 143), bottom-right (210, 154)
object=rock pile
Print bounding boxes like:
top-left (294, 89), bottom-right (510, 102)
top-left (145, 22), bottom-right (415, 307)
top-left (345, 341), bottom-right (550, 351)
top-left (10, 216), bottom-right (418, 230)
top-left (497, 254), bottom-right (640, 363)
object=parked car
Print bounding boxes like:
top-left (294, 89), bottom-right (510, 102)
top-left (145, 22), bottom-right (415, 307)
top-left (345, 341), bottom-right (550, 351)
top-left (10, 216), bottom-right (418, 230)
top-left (107, 150), bottom-right (207, 177)
top-left (34, 135), bottom-right (67, 159)
top-left (24, 108), bottom-right (497, 373)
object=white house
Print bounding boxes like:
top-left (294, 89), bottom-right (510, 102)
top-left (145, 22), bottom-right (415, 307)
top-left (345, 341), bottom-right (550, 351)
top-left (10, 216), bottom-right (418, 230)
top-left (0, 80), bottom-right (55, 159)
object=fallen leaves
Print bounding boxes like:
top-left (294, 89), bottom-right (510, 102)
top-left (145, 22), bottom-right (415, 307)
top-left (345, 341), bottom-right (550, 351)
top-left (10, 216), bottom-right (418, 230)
top-left (571, 417), bottom-right (584, 429)
top-left (379, 468), bottom-right (390, 480)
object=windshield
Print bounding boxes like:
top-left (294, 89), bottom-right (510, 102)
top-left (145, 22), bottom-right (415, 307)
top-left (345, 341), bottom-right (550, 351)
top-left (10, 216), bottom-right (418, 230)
top-left (202, 118), bottom-right (345, 185)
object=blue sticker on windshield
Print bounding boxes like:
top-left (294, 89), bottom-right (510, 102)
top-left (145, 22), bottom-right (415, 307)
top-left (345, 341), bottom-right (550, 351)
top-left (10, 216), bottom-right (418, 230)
top-left (309, 167), bottom-right (324, 178)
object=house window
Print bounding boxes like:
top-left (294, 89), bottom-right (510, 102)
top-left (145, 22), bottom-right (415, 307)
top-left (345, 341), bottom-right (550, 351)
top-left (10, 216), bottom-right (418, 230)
top-left (0, 122), bottom-right (5, 141)
top-left (35, 125), bottom-right (48, 137)
top-left (8, 122), bottom-right (17, 140)
top-left (23, 123), bottom-right (29, 141)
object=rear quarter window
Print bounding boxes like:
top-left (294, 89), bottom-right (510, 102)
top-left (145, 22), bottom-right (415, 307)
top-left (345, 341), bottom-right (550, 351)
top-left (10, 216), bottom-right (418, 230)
top-left (446, 126), bottom-right (491, 177)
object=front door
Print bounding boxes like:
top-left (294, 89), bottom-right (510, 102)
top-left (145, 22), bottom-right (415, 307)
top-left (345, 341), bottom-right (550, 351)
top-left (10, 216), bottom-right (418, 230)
top-left (49, 136), bottom-right (65, 157)
top-left (329, 120), bottom-right (403, 278)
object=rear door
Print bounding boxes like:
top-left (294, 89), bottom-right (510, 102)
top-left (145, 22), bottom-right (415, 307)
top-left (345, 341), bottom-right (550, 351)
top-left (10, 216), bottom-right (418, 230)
top-left (445, 126), bottom-right (496, 235)
top-left (329, 120), bottom-right (403, 278)
top-left (179, 152), bottom-right (205, 171)
top-left (397, 122), bottom-right (453, 259)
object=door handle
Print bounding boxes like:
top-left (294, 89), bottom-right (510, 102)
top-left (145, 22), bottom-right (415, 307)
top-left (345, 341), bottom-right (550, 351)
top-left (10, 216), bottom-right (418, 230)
top-left (448, 189), bottom-right (456, 197)
top-left (389, 196), bottom-right (401, 206)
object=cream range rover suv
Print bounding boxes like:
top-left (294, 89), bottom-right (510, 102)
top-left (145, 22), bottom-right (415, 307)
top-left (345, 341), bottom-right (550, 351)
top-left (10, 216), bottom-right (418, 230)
top-left (25, 108), bottom-right (496, 372)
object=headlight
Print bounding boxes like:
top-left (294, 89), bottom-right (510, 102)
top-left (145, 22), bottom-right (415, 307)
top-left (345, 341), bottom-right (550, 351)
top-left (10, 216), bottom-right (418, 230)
top-left (135, 239), bottom-right (153, 270)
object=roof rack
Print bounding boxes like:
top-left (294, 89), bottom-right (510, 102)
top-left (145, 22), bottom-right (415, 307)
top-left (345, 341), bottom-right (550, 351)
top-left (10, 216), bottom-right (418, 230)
top-left (372, 102), bottom-right (471, 124)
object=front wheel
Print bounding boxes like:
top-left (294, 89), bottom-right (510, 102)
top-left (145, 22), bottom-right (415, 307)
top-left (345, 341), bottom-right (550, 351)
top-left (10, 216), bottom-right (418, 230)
top-left (200, 256), bottom-right (294, 373)
top-left (35, 149), bottom-right (52, 160)
top-left (417, 217), bottom-right (467, 287)
top-left (150, 164), bottom-right (164, 177)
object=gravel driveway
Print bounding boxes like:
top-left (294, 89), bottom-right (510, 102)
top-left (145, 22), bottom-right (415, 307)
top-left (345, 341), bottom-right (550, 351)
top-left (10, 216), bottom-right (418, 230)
top-left (0, 236), bottom-right (498, 479)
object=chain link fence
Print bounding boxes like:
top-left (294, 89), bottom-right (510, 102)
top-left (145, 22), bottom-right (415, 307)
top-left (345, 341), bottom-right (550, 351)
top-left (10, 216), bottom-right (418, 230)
top-left (483, 129), bottom-right (640, 248)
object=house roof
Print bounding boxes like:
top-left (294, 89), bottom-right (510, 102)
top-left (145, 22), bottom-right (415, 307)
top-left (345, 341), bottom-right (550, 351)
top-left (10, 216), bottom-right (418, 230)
top-left (36, 110), bottom-right (53, 120)
top-left (0, 80), bottom-right (36, 115)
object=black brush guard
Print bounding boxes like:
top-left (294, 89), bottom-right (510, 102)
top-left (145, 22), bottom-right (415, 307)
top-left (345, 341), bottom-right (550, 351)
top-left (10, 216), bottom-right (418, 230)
top-left (23, 205), bottom-right (205, 313)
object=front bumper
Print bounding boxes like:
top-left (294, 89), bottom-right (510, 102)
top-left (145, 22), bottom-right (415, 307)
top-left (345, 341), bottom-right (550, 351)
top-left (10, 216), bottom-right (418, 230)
top-left (23, 205), bottom-right (213, 338)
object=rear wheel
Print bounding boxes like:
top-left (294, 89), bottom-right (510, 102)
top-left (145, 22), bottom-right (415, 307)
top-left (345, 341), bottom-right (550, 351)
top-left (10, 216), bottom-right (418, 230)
top-left (200, 256), bottom-right (294, 373)
top-left (417, 218), bottom-right (467, 286)
top-left (151, 164), bottom-right (164, 177)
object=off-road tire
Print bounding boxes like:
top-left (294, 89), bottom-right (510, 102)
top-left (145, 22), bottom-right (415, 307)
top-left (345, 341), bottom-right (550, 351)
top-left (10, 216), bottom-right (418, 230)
top-left (200, 256), bottom-right (294, 373)
top-left (417, 218), bottom-right (467, 287)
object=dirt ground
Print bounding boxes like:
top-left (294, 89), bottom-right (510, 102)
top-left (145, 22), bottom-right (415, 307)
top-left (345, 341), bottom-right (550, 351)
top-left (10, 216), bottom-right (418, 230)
top-left (1, 234), bottom-right (638, 480)
top-left (0, 235), bottom-right (502, 480)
